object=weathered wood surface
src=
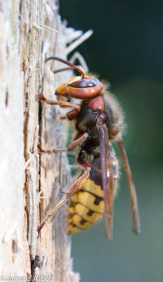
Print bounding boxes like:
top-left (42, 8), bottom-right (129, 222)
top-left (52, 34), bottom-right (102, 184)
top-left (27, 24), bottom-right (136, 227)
top-left (0, 0), bottom-right (80, 280)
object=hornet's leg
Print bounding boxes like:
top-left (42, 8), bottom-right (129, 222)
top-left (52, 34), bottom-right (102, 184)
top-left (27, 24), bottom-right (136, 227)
top-left (37, 167), bottom-right (90, 233)
top-left (118, 138), bottom-right (141, 235)
top-left (38, 132), bottom-right (89, 154)
top-left (38, 94), bottom-right (81, 112)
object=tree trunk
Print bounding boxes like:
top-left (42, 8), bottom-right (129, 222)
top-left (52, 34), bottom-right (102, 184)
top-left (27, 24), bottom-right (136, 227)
top-left (0, 1), bottom-right (79, 281)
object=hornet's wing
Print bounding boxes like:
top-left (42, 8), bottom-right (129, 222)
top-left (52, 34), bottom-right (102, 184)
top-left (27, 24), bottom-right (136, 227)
top-left (97, 121), bottom-right (114, 240)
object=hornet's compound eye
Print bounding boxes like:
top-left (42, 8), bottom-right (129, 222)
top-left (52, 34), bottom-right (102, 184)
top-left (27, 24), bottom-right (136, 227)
top-left (68, 78), bottom-right (100, 88)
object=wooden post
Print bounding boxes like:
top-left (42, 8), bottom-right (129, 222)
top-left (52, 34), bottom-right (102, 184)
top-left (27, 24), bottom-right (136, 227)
top-left (0, 0), bottom-right (80, 280)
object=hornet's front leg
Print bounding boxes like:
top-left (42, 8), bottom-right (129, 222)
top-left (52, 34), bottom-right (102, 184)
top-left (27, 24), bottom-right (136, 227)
top-left (38, 94), bottom-right (81, 112)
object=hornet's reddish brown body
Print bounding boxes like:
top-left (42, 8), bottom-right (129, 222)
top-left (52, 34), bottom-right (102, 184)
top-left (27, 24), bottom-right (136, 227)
top-left (37, 57), bottom-right (141, 240)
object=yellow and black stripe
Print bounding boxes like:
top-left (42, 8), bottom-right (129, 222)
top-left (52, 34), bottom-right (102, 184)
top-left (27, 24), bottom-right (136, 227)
top-left (67, 179), bottom-right (104, 235)
top-left (67, 153), bottom-right (119, 235)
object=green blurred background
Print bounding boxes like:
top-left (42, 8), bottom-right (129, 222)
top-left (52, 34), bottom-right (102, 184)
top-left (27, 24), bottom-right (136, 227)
top-left (60, 1), bottom-right (163, 281)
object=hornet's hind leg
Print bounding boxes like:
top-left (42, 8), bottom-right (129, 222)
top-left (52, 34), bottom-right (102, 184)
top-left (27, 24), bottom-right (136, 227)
top-left (37, 167), bottom-right (90, 234)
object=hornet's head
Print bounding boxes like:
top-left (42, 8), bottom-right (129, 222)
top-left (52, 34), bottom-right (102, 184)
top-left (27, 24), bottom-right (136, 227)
top-left (45, 56), bottom-right (104, 100)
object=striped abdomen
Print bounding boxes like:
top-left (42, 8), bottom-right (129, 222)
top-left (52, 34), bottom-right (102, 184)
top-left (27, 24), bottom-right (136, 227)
top-left (67, 152), bottom-right (119, 235)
